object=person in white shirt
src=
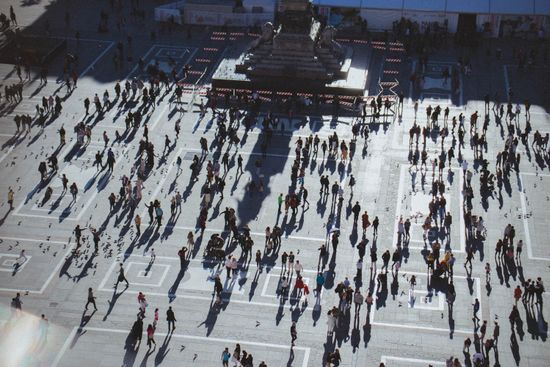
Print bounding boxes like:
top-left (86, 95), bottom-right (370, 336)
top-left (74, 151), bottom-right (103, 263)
top-left (294, 260), bottom-right (303, 277)
top-left (15, 250), bottom-right (28, 269)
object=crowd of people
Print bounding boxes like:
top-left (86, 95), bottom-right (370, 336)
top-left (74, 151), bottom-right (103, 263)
top-left (2, 2), bottom-right (549, 366)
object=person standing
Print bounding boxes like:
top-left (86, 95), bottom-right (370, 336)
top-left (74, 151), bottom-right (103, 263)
top-left (9, 5), bottom-right (17, 26)
top-left (290, 321), bottom-right (297, 347)
top-left (166, 306), bottom-right (176, 332)
top-left (134, 214), bottom-right (141, 236)
top-left (484, 262), bottom-right (491, 284)
top-left (294, 260), bottom-right (303, 278)
top-left (225, 255), bottom-right (232, 279)
top-left (91, 227), bottom-right (101, 253)
top-left (372, 216), bottom-right (379, 236)
top-left (74, 225), bottom-right (82, 246)
top-left (513, 285), bottom-right (522, 306)
top-left (84, 97), bottom-right (90, 114)
top-left (153, 308), bottom-right (159, 329)
top-left (39, 314), bottom-right (49, 342)
top-left (352, 201), bottom-right (361, 224)
top-left (11, 293), bottom-right (22, 315)
top-left (237, 154), bottom-right (243, 174)
top-left (221, 347), bottom-right (231, 367)
top-left (7, 187), bottom-right (14, 210)
top-left (85, 288), bottom-right (98, 311)
top-left (493, 321), bottom-right (500, 346)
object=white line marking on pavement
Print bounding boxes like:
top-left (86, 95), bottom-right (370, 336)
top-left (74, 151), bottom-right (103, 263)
top-left (459, 168), bottom-right (465, 253)
top-left (476, 276), bottom-right (483, 322)
top-left (371, 320), bottom-right (471, 335)
top-left (98, 255), bottom-right (322, 309)
top-left (116, 254), bottom-right (320, 273)
top-left (520, 171), bottom-right (550, 177)
top-left (0, 145), bottom-right (15, 165)
top-left (149, 102), bottom-right (171, 131)
top-left (145, 147), bottom-right (184, 207)
top-left (369, 270), bottom-right (480, 335)
top-left (51, 327), bottom-right (78, 367)
top-left (98, 257), bottom-right (119, 290)
top-left (73, 326), bottom-right (311, 364)
top-left (518, 174), bottom-right (550, 261)
top-left (381, 355), bottom-right (445, 365)
top-left (79, 42), bottom-right (115, 79)
top-left (0, 237), bottom-right (74, 294)
top-left (164, 223), bottom-right (327, 243)
top-left (186, 147), bottom-right (298, 160)
top-left (392, 164), bottom-right (406, 247)
top-left (0, 236), bottom-right (65, 244)
top-left (76, 146), bottom-right (130, 221)
top-left (98, 289), bottom-right (302, 310)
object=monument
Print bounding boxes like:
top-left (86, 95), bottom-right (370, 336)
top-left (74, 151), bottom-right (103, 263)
top-left (211, 0), bottom-right (369, 96)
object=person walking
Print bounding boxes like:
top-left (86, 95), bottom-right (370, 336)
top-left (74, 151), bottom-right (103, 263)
top-left (115, 263), bottom-right (130, 288)
top-left (480, 320), bottom-right (487, 342)
top-left (146, 324), bottom-right (156, 349)
top-left (166, 306), bottom-right (176, 332)
top-left (372, 216), bottom-right (379, 236)
top-left (7, 187), bottom-right (14, 210)
top-left (472, 298), bottom-right (480, 326)
top-left (484, 262), bottom-right (491, 284)
top-left (85, 288), bottom-right (98, 311)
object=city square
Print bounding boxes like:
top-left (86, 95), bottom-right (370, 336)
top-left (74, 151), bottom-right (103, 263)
top-left (0, 0), bottom-right (549, 366)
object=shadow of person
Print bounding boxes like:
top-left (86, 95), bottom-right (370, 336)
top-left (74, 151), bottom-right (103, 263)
top-left (362, 321), bottom-right (371, 348)
top-left (197, 300), bottom-right (220, 337)
top-left (510, 329), bottom-right (521, 365)
top-left (71, 309), bottom-right (96, 348)
top-left (154, 333), bottom-right (172, 366)
top-left (139, 346), bottom-right (155, 367)
top-left (286, 347), bottom-right (295, 367)
top-left (104, 284), bottom-right (128, 321)
top-left (350, 325), bottom-right (360, 352)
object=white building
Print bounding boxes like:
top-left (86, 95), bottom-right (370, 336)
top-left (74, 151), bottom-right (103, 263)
top-left (312, 0), bottom-right (550, 37)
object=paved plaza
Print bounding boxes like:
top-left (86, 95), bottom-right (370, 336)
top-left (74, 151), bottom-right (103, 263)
top-left (0, 1), bottom-right (549, 367)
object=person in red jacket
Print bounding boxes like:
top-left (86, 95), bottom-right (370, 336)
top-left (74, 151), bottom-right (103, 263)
top-left (513, 285), bottom-right (522, 306)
